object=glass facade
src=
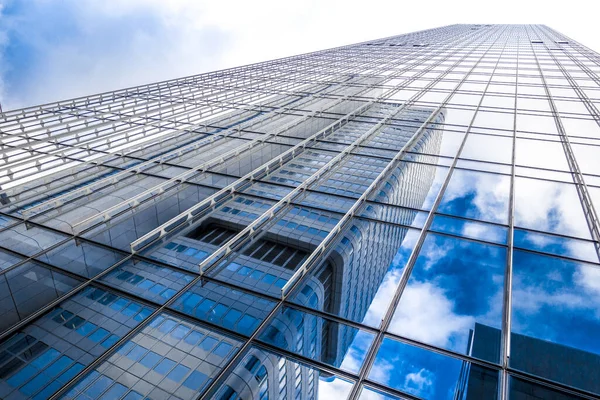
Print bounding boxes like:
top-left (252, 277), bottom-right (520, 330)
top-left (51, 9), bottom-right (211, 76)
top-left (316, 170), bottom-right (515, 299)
top-left (0, 24), bottom-right (599, 399)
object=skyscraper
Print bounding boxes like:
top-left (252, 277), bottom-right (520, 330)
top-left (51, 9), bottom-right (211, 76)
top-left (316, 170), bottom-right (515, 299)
top-left (0, 23), bottom-right (599, 400)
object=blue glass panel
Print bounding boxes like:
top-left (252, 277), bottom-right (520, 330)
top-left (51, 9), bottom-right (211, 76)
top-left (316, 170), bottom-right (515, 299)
top-left (0, 286), bottom-right (154, 399)
top-left (514, 228), bottom-right (599, 263)
top-left (170, 280), bottom-right (275, 336)
top-left (514, 177), bottom-right (592, 240)
top-left (389, 233), bottom-right (506, 363)
top-left (437, 168), bottom-right (510, 224)
top-left (64, 312), bottom-right (241, 400)
top-left (511, 250), bottom-right (600, 395)
top-left (369, 337), bottom-right (498, 399)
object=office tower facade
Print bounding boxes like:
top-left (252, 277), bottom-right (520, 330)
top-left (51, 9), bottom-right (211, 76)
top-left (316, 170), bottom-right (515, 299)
top-left (0, 23), bottom-right (599, 400)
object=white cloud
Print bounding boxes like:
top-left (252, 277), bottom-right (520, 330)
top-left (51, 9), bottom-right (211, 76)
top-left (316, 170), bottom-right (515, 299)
top-left (389, 281), bottom-right (475, 350)
top-left (2, 0), bottom-right (600, 110)
top-left (317, 375), bottom-right (354, 399)
top-left (404, 368), bottom-right (435, 393)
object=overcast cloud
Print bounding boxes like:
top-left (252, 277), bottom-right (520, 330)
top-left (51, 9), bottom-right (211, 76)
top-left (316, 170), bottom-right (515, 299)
top-left (0, 0), bottom-right (599, 111)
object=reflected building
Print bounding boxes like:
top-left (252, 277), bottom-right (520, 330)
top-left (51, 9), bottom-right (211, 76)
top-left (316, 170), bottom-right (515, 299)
top-left (458, 323), bottom-right (600, 399)
top-left (148, 104), bottom-right (444, 399)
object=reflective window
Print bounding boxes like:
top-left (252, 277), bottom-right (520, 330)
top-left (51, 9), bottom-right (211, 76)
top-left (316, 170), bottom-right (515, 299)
top-left (0, 262), bottom-right (80, 332)
top-left (36, 239), bottom-right (125, 278)
top-left (259, 306), bottom-right (374, 374)
top-left (511, 250), bottom-right (600, 395)
top-left (212, 346), bottom-right (355, 400)
top-left (438, 168), bottom-right (510, 224)
top-left (64, 313), bottom-right (241, 400)
top-left (0, 286), bottom-right (153, 399)
top-left (170, 280), bottom-right (275, 336)
top-left (389, 233), bottom-right (506, 363)
top-left (514, 177), bottom-right (592, 240)
top-left (100, 259), bottom-right (194, 304)
top-left (369, 337), bottom-right (499, 399)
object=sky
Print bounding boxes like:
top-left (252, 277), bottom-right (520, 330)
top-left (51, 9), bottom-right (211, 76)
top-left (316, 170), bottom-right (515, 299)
top-left (0, 0), bottom-right (600, 111)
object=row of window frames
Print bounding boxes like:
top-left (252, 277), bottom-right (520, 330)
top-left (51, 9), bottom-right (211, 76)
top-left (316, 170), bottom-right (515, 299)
top-left (1, 287), bottom-right (152, 380)
top-left (105, 268), bottom-right (186, 301)
top-left (189, 223), bottom-right (313, 271)
top-left (2, 344), bottom-right (84, 399)
top-left (174, 292), bottom-right (264, 334)
top-left (71, 320), bottom-right (240, 396)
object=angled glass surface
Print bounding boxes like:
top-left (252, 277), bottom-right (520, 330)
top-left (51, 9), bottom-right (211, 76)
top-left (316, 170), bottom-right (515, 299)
top-left (0, 224), bottom-right (66, 257)
top-left (64, 312), bottom-right (242, 400)
top-left (389, 233), bottom-right (506, 363)
top-left (35, 239), bottom-right (126, 278)
top-left (259, 306), bottom-right (374, 375)
top-left (372, 161), bottom-right (449, 212)
top-left (289, 225), bottom-right (423, 328)
top-left (0, 262), bottom-right (81, 333)
top-left (368, 337), bottom-right (499, 399)
top-left (437, 168), bottom-right (510, 224)
top-left (358, 205), bottom-right (428, 229)
top-left (30, 174), bottom-right (169, 233)
top-left (511, 250), bottom-right (600, 395)
top-left (0, 249), bottom-right (23, 271)
top-left (170, 280), bottom-right (276, 337)
top-left (84, 183), bottom-right (219, 251)
top-left (460, 133), bottom-right (512, 164)
top-left (100, 259), bottom-right (195, 304)
top-left (0, 286), bottom-right (153, 399)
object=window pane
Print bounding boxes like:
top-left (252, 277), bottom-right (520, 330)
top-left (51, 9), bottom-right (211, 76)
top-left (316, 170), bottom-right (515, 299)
top-left (511, 250), bottom-right (600, 395)
top-left (0, 286), bottom-right (153, 399)
top-left (438, 169), bottom-right (510, 224)
top-left (64, 313), bottom-right (241, 400)
top-left (369, 337), bottom-right (499, 399)
top-left (389, 234), bottom-right (506, 363)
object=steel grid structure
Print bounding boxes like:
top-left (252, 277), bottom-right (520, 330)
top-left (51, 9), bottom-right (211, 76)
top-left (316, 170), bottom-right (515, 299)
top-left (0, 24), bottom-right (599, 400)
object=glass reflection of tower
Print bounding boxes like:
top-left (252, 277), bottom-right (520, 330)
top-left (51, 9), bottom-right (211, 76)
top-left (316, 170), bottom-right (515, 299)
top-left (146, 103), bottom-right (446, 400)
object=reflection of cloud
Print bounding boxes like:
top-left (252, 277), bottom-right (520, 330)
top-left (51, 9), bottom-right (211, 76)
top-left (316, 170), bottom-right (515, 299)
top-left (317, 376), bottom-right (353, 399)
top-left (440, 169), bottom-right (510, 224)
top-left (574, 266), bottom-right (600, 318)
top-left (368, 354), bottom-right (396, 384)
top-left (390, 281), bottom-right (475, 349)
top-left (404, 368), bottom-right (434, 393)
top-left (362, 269), bottom-right (402, 326)
top-left (461, 220), bottom-right (505, 243)
top-left (515, 178), bottom-right (590, 240)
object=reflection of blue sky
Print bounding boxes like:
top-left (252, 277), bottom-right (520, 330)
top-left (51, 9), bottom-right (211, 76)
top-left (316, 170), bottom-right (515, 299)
top-left (389, 233), bottom-right (505, 362)
top-left (431, 214), bottom-right (507, 244)
top-left (437, 168), bottom-right (510, 224)
top-left (514, 228), bottom-right (598, 264)
top-left (369, 338), bottom-right (498, 399)
top-left (511, 250), bottom-right (600, 357)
